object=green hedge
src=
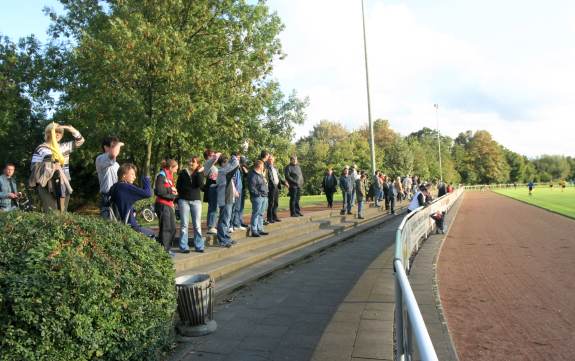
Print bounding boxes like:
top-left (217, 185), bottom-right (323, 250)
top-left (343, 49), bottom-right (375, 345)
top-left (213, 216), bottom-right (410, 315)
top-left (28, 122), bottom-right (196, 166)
top-left (0, 212), bottom-right (176, 361)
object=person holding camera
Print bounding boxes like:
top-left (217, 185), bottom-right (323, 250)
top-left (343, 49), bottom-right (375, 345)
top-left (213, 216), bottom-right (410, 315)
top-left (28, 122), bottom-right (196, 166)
top-left (96, 136), bottom-right (124, 219)
top-left (0, 163), bottom-right (20, 212)
top-left (29, 123), bottom-right (85, 213)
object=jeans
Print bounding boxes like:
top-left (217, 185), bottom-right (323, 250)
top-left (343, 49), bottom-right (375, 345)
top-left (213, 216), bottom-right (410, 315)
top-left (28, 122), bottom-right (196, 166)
top-left (232, 195), bottom-right (245, 228)
top-left (289, 187), bottom-right (301, 215)
top-left (207, 186), bottom-right (218, 229)
top-left (217, 203), bottom-right (233, 246)
top-left (178, 199), bottom-right (204, 251)
top-left (357, 198), bottom-right (364, 217)
top-left (250, 196), bottom-right (266, 234)
top-left (342, 191), bottom-right (353, 213)
top-left (100, 193), bottom-right (111, 219)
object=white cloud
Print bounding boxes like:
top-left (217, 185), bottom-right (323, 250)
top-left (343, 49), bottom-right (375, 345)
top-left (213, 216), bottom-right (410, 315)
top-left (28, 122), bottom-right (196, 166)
top-left (269, 0), bottom-right (575, 157)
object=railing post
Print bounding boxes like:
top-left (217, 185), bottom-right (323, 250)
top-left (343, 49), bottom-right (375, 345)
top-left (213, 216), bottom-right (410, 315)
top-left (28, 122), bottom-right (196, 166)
top-left (395, 273), bottom-right (404, 361)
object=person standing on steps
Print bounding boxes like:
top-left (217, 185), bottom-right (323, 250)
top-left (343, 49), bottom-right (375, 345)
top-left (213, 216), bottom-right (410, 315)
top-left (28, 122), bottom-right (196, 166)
top-left (322, 167), bottom-right (338, 208)
top-left (95, 136), bottom-right (124, 219)
top-left (248, 160), bottom-right (269, 237)
top-left (176, 156), bottom-right (206, 253)
top-left (154, 159), bottom-right (179, 257)
top-left (339, 166), bottom-right (354, 215)
top-left (285, 155), bottom-right (304, 217)
top-left (266, 154), bottom-right (286, 223)
top-left (231, 154), bottom-right (250, 231)
top-left (356, 172), bottom-right (367, 219)
top-left (203, 149), bottom-right (219, 235)
top-left (216, 154), bottom-right (240, 248)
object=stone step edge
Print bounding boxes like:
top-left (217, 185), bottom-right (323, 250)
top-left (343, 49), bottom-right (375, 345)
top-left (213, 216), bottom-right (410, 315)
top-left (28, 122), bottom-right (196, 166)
top-left (173, 207), bottom-right (391, 270)
top-left (214, 205), bottom-right (408, 298)
top-left (174, 220), bottom-right (335, 273)
top-left (201, 205), bottom-right (389, 246)
top-left (174, 208), bottom-right (391, 274)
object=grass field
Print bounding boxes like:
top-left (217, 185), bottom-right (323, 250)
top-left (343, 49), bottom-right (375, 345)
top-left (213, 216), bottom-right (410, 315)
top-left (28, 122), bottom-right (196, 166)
top-left (493, 186), bottom-right (575, 219)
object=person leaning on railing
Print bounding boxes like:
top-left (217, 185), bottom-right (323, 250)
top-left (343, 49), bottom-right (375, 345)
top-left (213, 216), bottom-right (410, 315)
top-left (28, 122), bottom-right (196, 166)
top-left (407, 184), bottom-right (431, 213)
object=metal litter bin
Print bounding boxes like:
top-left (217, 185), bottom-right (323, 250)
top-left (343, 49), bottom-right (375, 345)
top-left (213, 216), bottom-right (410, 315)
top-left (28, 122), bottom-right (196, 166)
top-left (175, 274), bottom-right (217, 336)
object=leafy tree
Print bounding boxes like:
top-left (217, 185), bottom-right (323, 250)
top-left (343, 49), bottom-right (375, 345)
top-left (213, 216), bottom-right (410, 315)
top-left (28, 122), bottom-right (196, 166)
top-left (532, 155), bottom-right (571, 181)
top-left (47, 0), bottom-right (301, 175)
top-left (465, 130), bottom-right (510, 184)
top-left (0, 35), bottom-right (55, 170)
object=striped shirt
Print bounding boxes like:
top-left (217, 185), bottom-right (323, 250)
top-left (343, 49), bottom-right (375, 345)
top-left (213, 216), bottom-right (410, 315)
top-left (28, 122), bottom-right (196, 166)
top-left (30, 131), bottom-right (85, 180)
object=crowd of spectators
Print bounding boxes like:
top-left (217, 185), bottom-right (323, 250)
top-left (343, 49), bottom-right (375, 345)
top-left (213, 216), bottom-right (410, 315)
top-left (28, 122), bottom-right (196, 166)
top-left (1, 122), bottom-right (459, 257)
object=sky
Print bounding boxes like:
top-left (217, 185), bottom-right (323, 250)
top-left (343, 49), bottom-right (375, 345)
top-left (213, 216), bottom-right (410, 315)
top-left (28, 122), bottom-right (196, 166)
top-left (1, 0), bottom-right (574, 157)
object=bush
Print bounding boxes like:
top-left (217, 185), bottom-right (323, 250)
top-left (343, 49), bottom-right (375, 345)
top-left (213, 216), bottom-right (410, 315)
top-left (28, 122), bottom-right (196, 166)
top-left (0, 212), bottom-right (176, 361)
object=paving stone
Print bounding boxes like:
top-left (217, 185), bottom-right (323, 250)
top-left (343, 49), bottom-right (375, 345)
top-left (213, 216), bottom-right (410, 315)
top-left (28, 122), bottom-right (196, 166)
top-left (173, 216), bottom-right (403, 361)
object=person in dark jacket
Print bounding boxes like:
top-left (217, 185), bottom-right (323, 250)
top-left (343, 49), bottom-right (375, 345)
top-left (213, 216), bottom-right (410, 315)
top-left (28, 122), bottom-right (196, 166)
top-left (322, 167), bottom-right (338, 208)
top-left (285, 155), bottom-right (304, 217)
top-left (231, 155), bottom-right (250, 230)
top-left (176, 156), bottom-right (205, 253)
top-left (356, 172), bottom-right (368, 219)
top-left (266, 155), bottom-right (286, 223)
top-left (437, 181), bottom-right (447, 198)
top-left (109, 163), bottom-right (155, 238)
top-left (248, 160), bottom-right (269, 237)
top-left (202, 149), bottom-right (219, 234)
top-left (339, 167), bottom-right (354, 215)
top-left (154, 159), bottom-right (179, 256)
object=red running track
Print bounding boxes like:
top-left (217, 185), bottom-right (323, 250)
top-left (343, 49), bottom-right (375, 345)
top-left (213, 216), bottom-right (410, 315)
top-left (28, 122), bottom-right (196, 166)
top-left (438, 191), bottom-right (575, 361)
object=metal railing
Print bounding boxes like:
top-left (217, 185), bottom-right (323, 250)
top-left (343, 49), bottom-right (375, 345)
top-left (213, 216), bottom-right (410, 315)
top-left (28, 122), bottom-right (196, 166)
top-left (394, 188), bottom-right (465, 361)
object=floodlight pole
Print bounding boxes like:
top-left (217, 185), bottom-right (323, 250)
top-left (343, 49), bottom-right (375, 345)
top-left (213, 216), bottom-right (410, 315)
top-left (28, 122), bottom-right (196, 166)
top-left (361, 0), bottom-right (377, 176)
top-left (434, 104), bottom-right (443, 182)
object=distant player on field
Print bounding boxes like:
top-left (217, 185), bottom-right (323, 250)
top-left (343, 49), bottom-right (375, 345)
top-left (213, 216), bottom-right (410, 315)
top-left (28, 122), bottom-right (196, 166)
top-left (528, 181), bottom-right (534, 195)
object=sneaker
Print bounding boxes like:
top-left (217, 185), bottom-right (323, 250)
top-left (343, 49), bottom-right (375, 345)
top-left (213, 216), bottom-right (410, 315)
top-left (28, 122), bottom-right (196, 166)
top-left (168, 251), bottom-right (176, 257)
top-left (236, 225), bottom-right (246, 230)
top-left (259, 231), bottom-right (269, 236)
top-left (179, 249), bottom-right (191, 254)
top-left (273, 218), bottom-right (281, 222)
top-left (251, 233), bottom-right (261, 237)
top-left (229, 228), bottom-right (235, 233)
top-left (207, 227), bottom-right (217, 234)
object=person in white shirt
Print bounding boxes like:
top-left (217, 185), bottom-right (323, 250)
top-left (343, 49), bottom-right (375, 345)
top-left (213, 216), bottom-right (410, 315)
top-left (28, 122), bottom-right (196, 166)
top-left (95, 136), bottom-right (124, 219)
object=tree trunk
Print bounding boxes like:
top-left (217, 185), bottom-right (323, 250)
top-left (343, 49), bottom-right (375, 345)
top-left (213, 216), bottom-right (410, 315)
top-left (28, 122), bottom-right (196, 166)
top-left (145, 140), bottom-right (153, 177)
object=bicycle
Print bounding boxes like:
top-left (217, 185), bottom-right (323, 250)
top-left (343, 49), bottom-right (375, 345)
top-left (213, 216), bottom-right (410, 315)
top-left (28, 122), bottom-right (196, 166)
top-left (16, 192), bottom-right (36, 212)
top-left (140, 203), bottom-right (180, 223)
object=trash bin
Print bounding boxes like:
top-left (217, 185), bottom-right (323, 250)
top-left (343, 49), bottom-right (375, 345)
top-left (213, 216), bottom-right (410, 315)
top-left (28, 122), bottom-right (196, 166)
top-left (175, 274), bottom-right (217, 336)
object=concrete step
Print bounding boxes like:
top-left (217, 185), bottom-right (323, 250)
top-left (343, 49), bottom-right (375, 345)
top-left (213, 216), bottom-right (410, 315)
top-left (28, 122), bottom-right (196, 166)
top-left (173, 205), bottom-right (390, 274)
top-left (201, 207), bottom-right (375, 246)
top-left (174, 204), bottom-right (400, 279)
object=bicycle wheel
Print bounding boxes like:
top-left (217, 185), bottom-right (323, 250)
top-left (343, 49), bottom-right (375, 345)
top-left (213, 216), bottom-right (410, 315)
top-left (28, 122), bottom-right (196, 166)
top-left (142, 208), bottom-right (155, 223)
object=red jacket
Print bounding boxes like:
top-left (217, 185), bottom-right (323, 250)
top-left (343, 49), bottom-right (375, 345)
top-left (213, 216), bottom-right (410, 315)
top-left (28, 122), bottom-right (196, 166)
top-left (155, 168), bottom-right (177, 207)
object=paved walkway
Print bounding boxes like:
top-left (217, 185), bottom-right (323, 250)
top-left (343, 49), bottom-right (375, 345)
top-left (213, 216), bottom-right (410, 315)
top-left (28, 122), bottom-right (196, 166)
top-left (170, 217), bottom-right (403, 361)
